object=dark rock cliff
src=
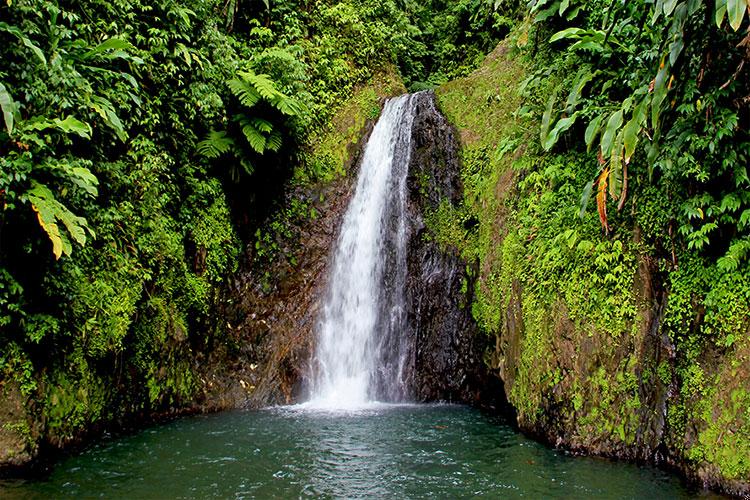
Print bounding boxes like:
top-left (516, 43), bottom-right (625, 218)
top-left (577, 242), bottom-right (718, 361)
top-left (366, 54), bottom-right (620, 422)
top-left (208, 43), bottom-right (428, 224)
top-left (404, 92), bottom-right (505, 408)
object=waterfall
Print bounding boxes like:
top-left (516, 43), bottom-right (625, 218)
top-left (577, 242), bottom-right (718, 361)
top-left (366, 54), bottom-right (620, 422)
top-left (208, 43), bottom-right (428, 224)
top-left (307, 94), bottom-right (418, 408)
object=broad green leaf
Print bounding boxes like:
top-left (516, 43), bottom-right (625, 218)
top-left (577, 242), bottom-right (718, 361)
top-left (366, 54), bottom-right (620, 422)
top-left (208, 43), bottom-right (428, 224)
top-left (197, 130), bottom-right (235, 158)
top-left (716, 0), bottom-right (728, 26)
top-left (540, 92), bottom-right (556, 145)
top-left (623, 97), bottom-right (649, 162)
top-left (90, 97), bottom-right (127, 141)
top-left (26, 182), bottom-right (93, 259)
top-left (600, 109), bottom-right (623, 157)
top-left (241, 123), bottom-right (267, 153)
top-left (669, 35), bottom-right (684, 66)
top-left (53, 116), bottom-right (92, 138)
top-left (663, 0), bottom-right (679, 15)
top-left (0, 82), bottom-right (14, 134)
top-left (585, 113), bottom-right (604, 151)
top-left (250, 117), bottom-right (273, 133)
top-left (228, 78), bottom-right (261, 108)
top-left (266, 130), bottom-right (282, 152)
top-left (559, 0), bottom-right (570, 15)
top-left (727, 0), bottom-right (747, 29)
top-left (543, 112), bottom-right (579, 151)
top-left (549, 27), bottom-right (584, 42)
top-left (566, 68), bottom-right (594, 112)
top-left (609, 131), bottom-right (624, 199)
top-left (83, 38), bottom-right (135, 59)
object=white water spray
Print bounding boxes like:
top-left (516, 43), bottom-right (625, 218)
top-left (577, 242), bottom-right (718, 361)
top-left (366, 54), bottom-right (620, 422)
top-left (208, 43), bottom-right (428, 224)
top-left (307, 94), bottom-right (418, 408)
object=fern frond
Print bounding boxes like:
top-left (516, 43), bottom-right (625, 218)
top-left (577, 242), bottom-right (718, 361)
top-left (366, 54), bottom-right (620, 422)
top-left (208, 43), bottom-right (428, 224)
top-left (266, 130), bottom-right (282, 152)
top-left (239, 71), bottom-right (278, 101)
top-left (228, 78), bottom-right (261, 108)
top-left (250, 117), bottom-right (273, 133)
top-left (241, 122), bottom-right (267, 153)
top-left (271, 95), bottom-right (304, 117)
top-left (197, 130), bottom-right (235, 158)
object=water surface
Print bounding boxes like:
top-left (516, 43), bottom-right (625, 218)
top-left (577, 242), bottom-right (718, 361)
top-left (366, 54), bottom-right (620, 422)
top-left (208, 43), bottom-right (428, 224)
top-left (0, 405), bottom-right (710, 499)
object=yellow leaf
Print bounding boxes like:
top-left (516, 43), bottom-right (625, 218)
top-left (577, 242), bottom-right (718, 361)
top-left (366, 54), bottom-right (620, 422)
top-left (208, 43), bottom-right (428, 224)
top-left (33, 208), bottom-right (63, 259)
top-left (597, 168), bottom-right (610, 234)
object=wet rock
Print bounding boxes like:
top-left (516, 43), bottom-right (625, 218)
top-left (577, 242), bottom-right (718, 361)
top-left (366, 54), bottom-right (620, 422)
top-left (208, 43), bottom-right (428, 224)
top-left (404, 92), bottom-right (505, 408)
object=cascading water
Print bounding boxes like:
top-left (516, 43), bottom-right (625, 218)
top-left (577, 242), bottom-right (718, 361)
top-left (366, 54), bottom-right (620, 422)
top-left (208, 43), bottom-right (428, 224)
top-left (307, 94), bottom-right (418, 408)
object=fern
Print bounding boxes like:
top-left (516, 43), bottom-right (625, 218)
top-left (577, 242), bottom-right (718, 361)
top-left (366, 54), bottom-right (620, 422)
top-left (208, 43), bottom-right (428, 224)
top-left (0, 82), bottom-right (14, 134)
top-left (197, 130), bottom-right (235, 158)
top-left (266, 130), bottom-right (282, 152)
top-left (228, 78), bottom-right (261, 108)
top-left (238, 71), bottom-right (278, 101)
top-left (240, 120), bottom-right (267, 154)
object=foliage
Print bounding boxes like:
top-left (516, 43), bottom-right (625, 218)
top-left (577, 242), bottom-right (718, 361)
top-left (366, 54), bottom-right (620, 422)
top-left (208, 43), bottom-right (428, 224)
top-left (527, 0), bottom-right (750, 268)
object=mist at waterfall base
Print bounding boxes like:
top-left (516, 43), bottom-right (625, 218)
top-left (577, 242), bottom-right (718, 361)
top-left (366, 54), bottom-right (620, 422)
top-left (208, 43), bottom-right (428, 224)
top-left (1, 406), bottom-right (705, 499)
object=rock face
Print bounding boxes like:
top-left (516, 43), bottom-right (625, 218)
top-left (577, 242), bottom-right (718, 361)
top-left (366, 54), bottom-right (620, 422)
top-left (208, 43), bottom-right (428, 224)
top-left (227, 91), bottom-right (501, 409)
top-left (403, 92), bottom-right (501, 406)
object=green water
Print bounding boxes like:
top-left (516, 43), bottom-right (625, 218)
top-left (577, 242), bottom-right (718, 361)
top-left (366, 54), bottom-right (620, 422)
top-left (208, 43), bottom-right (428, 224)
top-left (1, 405), bottom-right (712, 499)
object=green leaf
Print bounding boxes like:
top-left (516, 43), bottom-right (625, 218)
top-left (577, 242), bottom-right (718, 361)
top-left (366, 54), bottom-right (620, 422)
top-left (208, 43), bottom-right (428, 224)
top-left (197, 130), bottom-right (235, 159)
top-left (0, 82), bottom-right (14, 134)
top-left (716, 0), bottom-right (728, 27)
top-left (669, 35), bottom-right (684, 66)
top-left (266, 130), bottom-right (282, 152)
top-left (543, 112), bottom-right (579, 151)
top-left (53, 116), bottom-right (92, 138)
top-left (600, 109), bottom-right (623, 157)
top-left (90, 96), bottom-right (127, 141)
top-left (727, 0), bottom-right (747, 29)
top-left (0, 22), bottom-right (47, 65)
top-left (623, 97), bottom-right (649, 162)
top-left (585, 114), bottom-right (604, 151)
top-left (663, 0), bottom-right (679, 15)
top-left (550, 27), bottom-right (584, 42)
top-left (83, 38), bottom-right (135, 59)
top-left (566, 68), bottom-right (594, 112)
top-left (241, 123), bottom-right (266, 153)
top-left (26, 182), bottom-right (93, 259)
top-left (228, 78), bottom-right (261, 108)
top-left (540, 92), bottom-right (556, 146)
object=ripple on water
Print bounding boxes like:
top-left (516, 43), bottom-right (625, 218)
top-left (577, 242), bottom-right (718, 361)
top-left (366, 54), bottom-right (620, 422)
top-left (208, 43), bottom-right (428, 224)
top-left (0, 405), bottom-right (709, 500)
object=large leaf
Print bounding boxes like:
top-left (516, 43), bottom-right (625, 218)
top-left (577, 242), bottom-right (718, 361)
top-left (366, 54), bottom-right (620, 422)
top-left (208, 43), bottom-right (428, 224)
top-left (623, 97), bottom-right (649, 162)
top-left (585, 113), bottom-right (604, 151)
top-left (543, 112), bottom-right (579, 150)
top-left (540, 92), bottom-right (557, 145)
top-left (600, 109), bottom-right (623, 157)
top-left (26, 182), bottom-right (94, 259)
top-left (90, 96), bottom-right (127, 141)
top-left (727, 0), bottom-right (747, 29)
top-left (228, 78), bottom-right (261, 108)
top-left (0, 82), bottom-right (14, 134)
top-left (0, 22), bottom-right (46, 65)
top-left (716, 0), bottom-right (728, 27)
top-left (54, 116), bottom-right (92, 138)
top-left (241, 122), bottom-right (267, 153)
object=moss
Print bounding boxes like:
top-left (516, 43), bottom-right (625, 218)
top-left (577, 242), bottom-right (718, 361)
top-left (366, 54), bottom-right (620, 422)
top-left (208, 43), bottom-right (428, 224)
top-left (301, 66), bottom-right (406, 183)
top-left (433, 33), bottom-right (750, 487)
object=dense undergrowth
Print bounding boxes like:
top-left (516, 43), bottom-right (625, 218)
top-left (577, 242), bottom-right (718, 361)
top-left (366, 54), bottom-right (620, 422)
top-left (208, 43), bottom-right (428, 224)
top-left (435, 0), bottom-right (750, 490)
